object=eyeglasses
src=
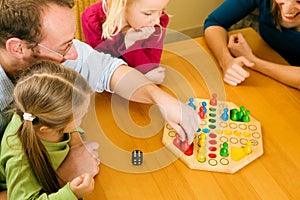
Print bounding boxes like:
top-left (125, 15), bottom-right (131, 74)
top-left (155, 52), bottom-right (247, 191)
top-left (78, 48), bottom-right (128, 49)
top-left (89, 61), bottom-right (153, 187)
top-left (37, 41), bottom-right (73, 58)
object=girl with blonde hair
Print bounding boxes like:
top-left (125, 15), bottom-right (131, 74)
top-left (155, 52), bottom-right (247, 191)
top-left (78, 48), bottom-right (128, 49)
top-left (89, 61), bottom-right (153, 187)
top-left (82, 0), bottom-right (170, 84)
top-left (0, 61), bottom-right (95, 199)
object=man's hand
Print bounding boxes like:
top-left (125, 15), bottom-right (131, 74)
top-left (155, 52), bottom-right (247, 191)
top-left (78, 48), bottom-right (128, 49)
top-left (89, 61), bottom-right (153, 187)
top-left (57, 135), bottom-right (100, 184)
top-left (159, 98), bottom-right (201, 144)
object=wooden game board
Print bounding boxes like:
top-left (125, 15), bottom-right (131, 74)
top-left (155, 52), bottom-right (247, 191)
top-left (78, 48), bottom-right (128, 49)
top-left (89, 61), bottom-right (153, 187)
top-left (162, 98), bottom-right (263, 174)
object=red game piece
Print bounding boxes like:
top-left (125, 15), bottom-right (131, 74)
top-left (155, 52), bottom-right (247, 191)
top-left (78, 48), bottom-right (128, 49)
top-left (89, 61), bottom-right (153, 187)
top-left (210, 93), bottom-right (217, 106)
top-left (198, 106), bottom-right (205, 119)
top-left (173, 134), bottom-right (194, 156)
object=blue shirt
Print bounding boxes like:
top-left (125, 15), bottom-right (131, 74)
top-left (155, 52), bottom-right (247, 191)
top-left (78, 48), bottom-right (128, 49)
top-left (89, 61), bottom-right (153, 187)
top-left (0, 39), bottom-right (126, 137)
top-left (204, 0), bottom-right (300, 66)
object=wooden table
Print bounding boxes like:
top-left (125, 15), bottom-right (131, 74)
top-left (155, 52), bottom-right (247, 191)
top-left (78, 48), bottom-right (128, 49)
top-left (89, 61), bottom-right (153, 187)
top-left (83, 28), bottom-right (300, 200)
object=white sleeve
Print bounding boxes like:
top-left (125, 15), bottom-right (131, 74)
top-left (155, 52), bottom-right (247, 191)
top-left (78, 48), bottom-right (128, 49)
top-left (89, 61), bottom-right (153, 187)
top-left (63, 39), bottom-right (127, 93)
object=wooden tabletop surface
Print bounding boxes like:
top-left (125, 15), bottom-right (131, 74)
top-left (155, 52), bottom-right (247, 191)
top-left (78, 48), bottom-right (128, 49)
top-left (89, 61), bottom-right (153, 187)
top-left (83, 28), bottom-right (300, 200)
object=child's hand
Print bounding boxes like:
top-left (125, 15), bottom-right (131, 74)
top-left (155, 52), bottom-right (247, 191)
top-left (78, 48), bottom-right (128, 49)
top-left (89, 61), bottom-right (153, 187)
top-left (125, 27), bottom-right (155, 49)
top-left (70, 173), bottom-right (94, 199)
top-left (144, 66), bottom-right (165, 84)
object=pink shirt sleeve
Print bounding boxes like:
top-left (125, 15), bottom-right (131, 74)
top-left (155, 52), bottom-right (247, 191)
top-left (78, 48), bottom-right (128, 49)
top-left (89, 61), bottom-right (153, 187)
top-left (81, 1), bottom-right (106, 48)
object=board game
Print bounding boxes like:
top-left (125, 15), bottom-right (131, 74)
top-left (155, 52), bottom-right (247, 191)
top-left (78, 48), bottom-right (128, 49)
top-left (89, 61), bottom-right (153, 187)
top-left (162, 94), bottom-right (263, 174)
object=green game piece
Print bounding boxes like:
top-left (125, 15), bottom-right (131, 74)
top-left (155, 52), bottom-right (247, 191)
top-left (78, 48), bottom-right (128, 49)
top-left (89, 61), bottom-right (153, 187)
top-left (220, 142), bottom-right (229, 157)
top-left (237, 106), bottom-right (245, 121)
top-left (241, 110), bottom-right (250, 122)
top-left (230, 108), bottom-right (239, 121)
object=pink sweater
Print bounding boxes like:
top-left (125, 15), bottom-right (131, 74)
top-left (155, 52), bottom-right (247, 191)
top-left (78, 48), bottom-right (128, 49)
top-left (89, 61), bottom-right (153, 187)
top-left (81, 1), bottom-right (169, 73)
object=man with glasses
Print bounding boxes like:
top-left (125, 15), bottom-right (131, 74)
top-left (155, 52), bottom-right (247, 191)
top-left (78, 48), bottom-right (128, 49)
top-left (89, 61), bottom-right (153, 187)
top-left (0, 0), bottom-right (200, 197)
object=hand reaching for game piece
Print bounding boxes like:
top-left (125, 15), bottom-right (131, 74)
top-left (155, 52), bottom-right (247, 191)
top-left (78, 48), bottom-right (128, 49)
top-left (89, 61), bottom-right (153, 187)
top-left (144, 66), bottom-right (165, 84)
top-left (70, 173), bottom-right (94, 199)
top-left (159, 99), bottom-right (201, 145)
top-left (125, 27), bottom-right (155, 49)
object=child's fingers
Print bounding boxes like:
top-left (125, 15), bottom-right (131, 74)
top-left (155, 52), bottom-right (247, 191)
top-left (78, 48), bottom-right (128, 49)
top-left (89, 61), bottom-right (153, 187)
top-left (71, 175), bottom-right (84, 187)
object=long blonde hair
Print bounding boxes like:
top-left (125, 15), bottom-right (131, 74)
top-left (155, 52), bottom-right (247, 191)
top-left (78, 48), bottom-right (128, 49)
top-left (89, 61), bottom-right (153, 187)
top-left (102, 0), bottom-right (133, 39)
top-left (12, 60), bottom-right (92, 193)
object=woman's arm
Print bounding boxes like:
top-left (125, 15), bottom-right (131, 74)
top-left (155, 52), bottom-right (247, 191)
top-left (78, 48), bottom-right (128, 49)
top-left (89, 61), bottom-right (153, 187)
top-left (228, 33), bottom-right (300, 88)
top-left (204, 26), bottom-right (254, 86)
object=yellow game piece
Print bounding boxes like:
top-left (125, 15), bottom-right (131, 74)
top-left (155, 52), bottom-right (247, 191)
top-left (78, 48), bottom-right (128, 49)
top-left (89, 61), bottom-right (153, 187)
top-left (244, 141), bottom-right (252, 154)
top-left (197, 134), bottom-right (206, 147)
top-left (231, 141), bottom-right (252, 161)
top-left (196, 147), bottom-right (206, 163)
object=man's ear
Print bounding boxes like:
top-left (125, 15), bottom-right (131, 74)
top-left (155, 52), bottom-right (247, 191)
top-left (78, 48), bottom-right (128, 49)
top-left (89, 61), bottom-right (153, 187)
top-left (6, 38), bottom-right (24, 58)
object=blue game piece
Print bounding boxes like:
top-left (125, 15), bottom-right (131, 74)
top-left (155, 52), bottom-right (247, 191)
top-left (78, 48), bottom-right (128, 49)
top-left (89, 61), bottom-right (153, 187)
top-left (132, 150), bottom-right (143, 165)
top-left (201, 101), bottom-right (207, 114)
top-left (188, 98), bottom-right (196, 110)
top-left (221, 108), bottom-right (229, 121)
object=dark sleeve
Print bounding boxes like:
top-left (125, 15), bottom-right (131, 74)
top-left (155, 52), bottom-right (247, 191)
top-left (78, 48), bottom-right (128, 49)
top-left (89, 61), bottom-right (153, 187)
top-left (203, 0), bottom-right (259, 30)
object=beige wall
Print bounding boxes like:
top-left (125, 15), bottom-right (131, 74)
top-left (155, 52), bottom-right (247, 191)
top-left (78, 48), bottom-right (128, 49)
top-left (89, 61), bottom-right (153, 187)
top-left (74, 0), bottom-right (223, 41)
top-left (166, 0), bottom-right (223, 38)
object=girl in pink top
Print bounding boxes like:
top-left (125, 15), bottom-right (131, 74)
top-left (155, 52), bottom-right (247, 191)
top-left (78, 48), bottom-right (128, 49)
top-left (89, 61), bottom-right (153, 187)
top-left (81, 0), bottom-right (169, 84)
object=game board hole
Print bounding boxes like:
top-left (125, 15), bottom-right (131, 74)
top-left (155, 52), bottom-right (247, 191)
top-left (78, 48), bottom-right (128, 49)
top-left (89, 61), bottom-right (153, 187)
top-left (240, 138), bottom-right (248, 145)
top-left (248, 125), bottom-right (257, 131)
top-left (208, 153), bottom-right (217, 159)
top-left (200, 120), bottom-right (207, 126)
top-left (209, 140), bottom-right (217, 145)
top-left (220, 158), bottom-right (229, 165)
top-left (243, 132), bottom-right (251, 137)
top-left (166, 123), bottom-right (173, 130)
top-left (168, 131), bottom-right (177, 137)
top-left (229, 137), bottom-right (238, 144)
top-left (219, 136), bottom-right (228, 143)
top-left (209, 119), bottom-right (216, 123)
top-left (208, 124), bottom-right (216, 129)
top-left (209, 113), bottom-right (216, 117)
top-left (220, 122), bottom-right (228, 128)
top-left (250, 139), bottom-right (258, 146)
top-left (209, 146), bottom-right (217, 151)
top-left (208, 159), bottom-right (218, 166)
top-left (239, 124), bottom-right (247, 130)
top-left (202, 128), bottom-right (210, 133)
top-left (252, 132), bottom-right (261, 139)
top-left (209, 107), bottom-right (216, 111)
top-left (229, 123), bottom-right (237, 129)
